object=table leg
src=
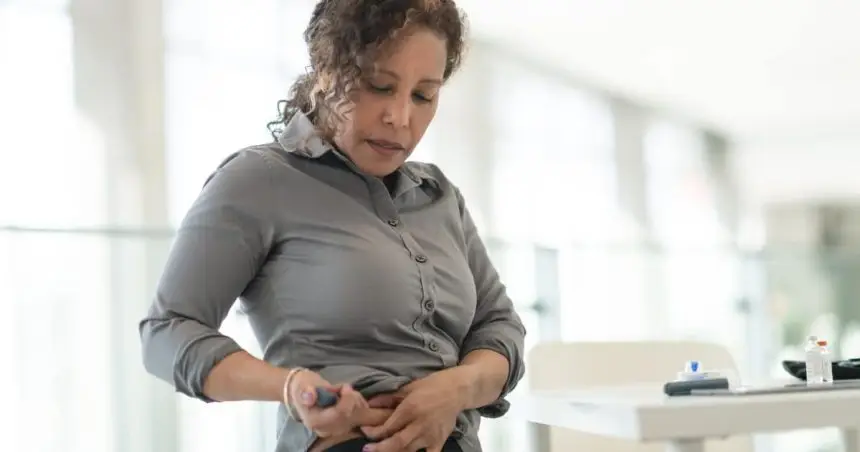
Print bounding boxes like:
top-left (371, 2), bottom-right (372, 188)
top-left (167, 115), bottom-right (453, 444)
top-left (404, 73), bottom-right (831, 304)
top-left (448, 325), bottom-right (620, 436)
top-left (665, 439), bottom-right (705, 452)
top-left (842, 427), bottom-right (860, 452)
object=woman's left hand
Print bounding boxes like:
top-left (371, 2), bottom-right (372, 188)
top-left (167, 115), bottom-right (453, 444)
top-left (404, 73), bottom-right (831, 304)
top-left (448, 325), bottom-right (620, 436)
top-left (359, 370), bottom-right (467, 452)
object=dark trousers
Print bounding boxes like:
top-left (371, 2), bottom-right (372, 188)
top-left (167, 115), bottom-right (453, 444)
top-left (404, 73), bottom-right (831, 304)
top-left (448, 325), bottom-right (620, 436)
top-left (324, 437), bottom-right (462, 452)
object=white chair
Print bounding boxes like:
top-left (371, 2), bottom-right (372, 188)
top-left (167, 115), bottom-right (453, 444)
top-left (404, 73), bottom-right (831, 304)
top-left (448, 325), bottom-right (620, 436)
top-left (527, 341), bottom-right (754, 452)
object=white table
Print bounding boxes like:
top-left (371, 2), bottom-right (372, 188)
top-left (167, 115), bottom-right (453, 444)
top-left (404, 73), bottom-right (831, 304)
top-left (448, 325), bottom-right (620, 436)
top-left (516, 383), bottom-right (860, 452)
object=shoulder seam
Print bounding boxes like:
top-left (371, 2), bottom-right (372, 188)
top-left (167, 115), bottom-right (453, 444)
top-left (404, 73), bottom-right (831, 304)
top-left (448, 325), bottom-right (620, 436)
top-left (245, 147), bottom-right (279, 226)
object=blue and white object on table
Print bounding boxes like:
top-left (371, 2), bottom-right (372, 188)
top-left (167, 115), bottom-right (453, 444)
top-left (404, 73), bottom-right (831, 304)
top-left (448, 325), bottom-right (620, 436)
top-left (677, 360), bottom-right (722, 381)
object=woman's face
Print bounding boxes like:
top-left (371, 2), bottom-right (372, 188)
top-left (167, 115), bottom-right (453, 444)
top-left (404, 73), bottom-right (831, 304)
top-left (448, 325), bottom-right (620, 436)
top-left (333, 27), bottom-right (447, 177)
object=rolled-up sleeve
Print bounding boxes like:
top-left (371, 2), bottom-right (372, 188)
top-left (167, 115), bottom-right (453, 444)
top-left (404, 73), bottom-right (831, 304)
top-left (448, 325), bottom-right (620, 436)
top-left (455, 188), bottom-right (527, 418)
top-left (139, 149), bottom-right (276, 401)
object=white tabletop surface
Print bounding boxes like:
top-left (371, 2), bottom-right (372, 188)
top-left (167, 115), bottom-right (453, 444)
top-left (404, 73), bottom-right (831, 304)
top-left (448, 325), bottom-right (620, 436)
top-left (515, 382), bottom-right (860, 442)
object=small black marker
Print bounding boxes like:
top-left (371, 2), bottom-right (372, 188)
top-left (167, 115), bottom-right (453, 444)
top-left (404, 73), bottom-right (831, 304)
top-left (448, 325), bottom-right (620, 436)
top-left (315, 387), bottom-right (339, 408)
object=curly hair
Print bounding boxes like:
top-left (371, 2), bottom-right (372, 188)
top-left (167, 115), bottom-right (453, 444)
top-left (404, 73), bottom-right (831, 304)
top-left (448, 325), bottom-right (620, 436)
top-left (267, 0), bottom-right (467, 140)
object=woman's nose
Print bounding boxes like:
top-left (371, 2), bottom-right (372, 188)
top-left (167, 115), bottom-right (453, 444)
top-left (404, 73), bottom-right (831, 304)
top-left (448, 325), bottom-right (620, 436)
top-left (383, 97), bottom-right (412, 128)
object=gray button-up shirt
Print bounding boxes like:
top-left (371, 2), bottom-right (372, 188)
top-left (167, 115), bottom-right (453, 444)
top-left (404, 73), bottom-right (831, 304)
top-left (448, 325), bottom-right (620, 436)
top-left (139, 112), bottom-right (527, 452)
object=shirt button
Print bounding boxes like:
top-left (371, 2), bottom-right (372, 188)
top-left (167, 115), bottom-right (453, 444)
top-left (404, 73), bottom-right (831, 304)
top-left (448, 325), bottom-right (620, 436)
top-left (387, 218), bottom-right (399, 227)
top-left (414, 254), bottom-right (428, 263)
top-left (428, 341), bottom-right (440, 352)
top-left (423, 299), bottom-right (435, 311)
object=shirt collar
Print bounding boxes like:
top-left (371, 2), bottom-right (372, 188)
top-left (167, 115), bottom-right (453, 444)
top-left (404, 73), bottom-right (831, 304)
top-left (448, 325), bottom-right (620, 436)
top-left (276, 110), bottom-right (333, 158)
top-left (276, 111), bottom-right (437, 186)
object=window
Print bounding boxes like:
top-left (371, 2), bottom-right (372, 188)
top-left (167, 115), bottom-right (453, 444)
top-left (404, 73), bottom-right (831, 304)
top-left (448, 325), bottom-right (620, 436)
top-left (164, 0), bottom-right (310, 223)
top-left (489, 61), bottom-right (617, 246)
top-left (480, 240), bottom-right (557, 452)
top-left (0, 2), bottom-right (115, 452)
top-left (164, 1), bottom-right (315, 450)
top-left (164, 52), bottom-right (289, 222)
top-left (486, 55), bottom-right (625, 452)
top-left (0, 1), bottom-right (106, 227)
top-left (644, 119), bottom-right (742, 349)
top-left (645, 121), bottom-right (728, 247)
top-left (487, 58), bottom-right (646, 343)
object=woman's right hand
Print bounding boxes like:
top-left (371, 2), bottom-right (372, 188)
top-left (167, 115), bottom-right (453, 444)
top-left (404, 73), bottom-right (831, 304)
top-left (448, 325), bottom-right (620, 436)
top-left (286, 369), bottom-right (390, 437)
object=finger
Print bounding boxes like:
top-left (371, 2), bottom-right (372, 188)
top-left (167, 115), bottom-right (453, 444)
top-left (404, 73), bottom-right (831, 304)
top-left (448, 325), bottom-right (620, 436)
top-left (299, 381), bottom-right (347, 408)
top-left (296, 385), bottom-right (317, 407)
top-left (311, 382), bottom-right (356, 409)
top-left (362, 404), bottom-right (412, 440)
top-left (364, 422), bottom-right (423, 452)
top-left (358, 409), bottom-right (394, 437)
top-left (337, 385), bottom-right (366, 415)
top-left (312, 425), bottom-right (334, 438)
top-left (406, 438), bottom-right (433, 452)
top-left (355, 408), bottom-right (393, 427)
top-left (306, 406), bottom-right (352, 435)
top-left (340, 384), bottom-right (363, 402)
top-left (367, 393), bottom-right (402, 409)
top-left (307, 386), bottom-right (363, 432)
top-left (329, 382), bottom-right (351, 394)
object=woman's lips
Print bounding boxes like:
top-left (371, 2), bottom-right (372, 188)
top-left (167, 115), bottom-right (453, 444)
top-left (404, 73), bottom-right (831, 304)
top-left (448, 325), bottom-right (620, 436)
top-left (366, 139), bottom-right (405, 157)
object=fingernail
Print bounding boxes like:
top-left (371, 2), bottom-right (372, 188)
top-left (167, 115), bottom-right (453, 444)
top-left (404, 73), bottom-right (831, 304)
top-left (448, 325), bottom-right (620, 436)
top-left (362, 446), bottom-right (374, 452)
top-left (301, 391), bottom-right (313, 403)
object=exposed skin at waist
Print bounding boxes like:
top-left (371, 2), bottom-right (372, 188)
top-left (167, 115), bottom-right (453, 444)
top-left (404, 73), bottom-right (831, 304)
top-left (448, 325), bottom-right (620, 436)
top-left (308, 431), bottom-right (364, 452)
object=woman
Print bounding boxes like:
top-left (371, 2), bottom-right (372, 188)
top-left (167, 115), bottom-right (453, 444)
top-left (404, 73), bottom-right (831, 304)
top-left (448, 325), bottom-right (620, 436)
top-left (139, 1), bottom-right (526, 451)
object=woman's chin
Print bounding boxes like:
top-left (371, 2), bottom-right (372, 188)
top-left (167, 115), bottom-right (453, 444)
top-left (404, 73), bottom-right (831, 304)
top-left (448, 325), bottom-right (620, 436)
top-left (357, 155), bottom-right (406, 177)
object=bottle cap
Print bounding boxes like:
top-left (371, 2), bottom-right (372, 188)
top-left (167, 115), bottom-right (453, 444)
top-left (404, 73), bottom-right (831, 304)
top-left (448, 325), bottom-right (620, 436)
top-left (817, 339), bottom-right (828, 346)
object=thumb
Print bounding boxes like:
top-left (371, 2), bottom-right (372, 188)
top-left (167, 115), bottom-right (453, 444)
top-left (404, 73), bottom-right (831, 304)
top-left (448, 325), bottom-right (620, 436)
top-left (298, 385), bottom-right (317, 406)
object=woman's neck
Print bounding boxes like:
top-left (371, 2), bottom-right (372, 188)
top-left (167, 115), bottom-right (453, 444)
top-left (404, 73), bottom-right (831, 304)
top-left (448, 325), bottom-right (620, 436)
top-left (382, 172), bottom-right (399, 196)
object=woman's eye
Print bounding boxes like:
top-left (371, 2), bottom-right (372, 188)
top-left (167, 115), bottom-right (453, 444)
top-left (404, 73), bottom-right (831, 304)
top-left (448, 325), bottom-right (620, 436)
top-left (412, 92), bottom-right (432, 103)
top-left (369, 84), bottom-right (392, 94)
top-left (366, 82), bottom-right (433, 103)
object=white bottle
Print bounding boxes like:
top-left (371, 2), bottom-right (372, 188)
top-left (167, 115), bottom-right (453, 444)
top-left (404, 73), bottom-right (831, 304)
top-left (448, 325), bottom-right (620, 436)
top-left (805, 335), bottom-right (825, 385)
top-left (818, 339), bottom-right (834, 384)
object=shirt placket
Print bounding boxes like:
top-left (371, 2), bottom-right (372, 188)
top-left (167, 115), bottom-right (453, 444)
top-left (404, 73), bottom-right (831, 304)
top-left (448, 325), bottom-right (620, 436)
top-left (365, 175), bottom-right (451, 365)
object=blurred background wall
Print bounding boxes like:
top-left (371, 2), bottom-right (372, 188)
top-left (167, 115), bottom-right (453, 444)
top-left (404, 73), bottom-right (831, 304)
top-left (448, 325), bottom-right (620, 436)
top-left (1, 0), bottom-right (859, 451)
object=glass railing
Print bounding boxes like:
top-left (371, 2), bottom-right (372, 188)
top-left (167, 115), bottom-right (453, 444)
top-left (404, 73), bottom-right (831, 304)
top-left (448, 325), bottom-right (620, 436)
top-left (0, 226), bottom-right (176, 452)
top-left (1, 226), bottom-right (853, 452)
top-left (740, 249), bottom-right (860, 452)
